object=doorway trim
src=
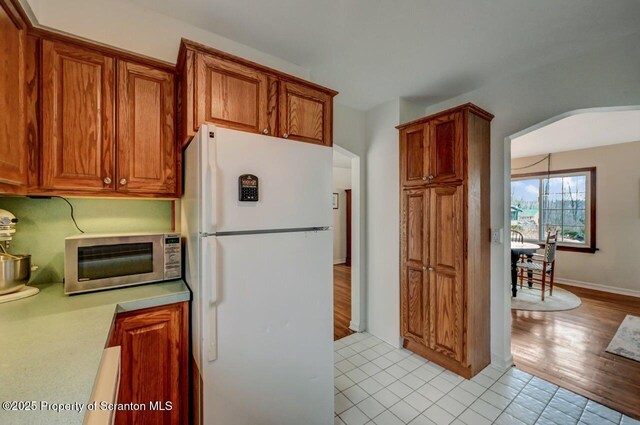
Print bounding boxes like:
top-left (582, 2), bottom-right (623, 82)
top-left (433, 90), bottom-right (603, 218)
top-left (334, 144), bottom-right (365, 332)
top-left (501, 105), bottom-right (640, 365)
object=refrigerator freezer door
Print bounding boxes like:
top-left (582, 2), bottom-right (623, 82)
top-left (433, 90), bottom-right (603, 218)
top-left (202, 230), bottom-right (333, 425)
top-left (204, 126), bottom-right (332, 234)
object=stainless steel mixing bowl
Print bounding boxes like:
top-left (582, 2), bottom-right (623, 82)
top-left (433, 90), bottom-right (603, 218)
top-left (0, 254), bottom-right (32, 295)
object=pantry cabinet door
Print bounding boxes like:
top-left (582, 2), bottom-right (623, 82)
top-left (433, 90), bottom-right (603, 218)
top-left (41, 40), bottom-right (115, 191)
top-left (400, 123), bottom-right (428, 187)
top-left (428, 112), bottom-right (464, 184)
top-left (117, 60), bottom-right (176, 195)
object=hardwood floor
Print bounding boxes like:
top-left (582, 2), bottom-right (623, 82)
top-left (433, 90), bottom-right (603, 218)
top-left (334, 264), bottom-right (352, 341)
top-left (512, 283), bottom-right (640, 420)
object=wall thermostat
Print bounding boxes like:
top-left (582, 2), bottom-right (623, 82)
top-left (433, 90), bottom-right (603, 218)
top-left (239, 174), bottom-right (259, 202)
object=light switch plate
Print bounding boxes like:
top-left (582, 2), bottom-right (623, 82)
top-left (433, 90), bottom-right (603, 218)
top-left (491, 228), bottom-right (504, 244)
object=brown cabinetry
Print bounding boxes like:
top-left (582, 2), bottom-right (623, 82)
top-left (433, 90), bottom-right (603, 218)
top-left (35, 38), bottom-right (178, 197)
top-left (398, 103), bottom-right (493, 379)
top-left (0, 0), bottom-right (28, 193)
top-left (178, 39), bottom-right (336, 147)
top-left (41, 39), bottom-right (115, 192)
top-left (109, 302), bottom-right (188, 425)
top-left (117, 60), bottom-right (176, 195)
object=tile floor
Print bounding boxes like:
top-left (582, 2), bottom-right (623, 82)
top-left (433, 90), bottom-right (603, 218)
top-left (334, 333), bottom-right (639, 425)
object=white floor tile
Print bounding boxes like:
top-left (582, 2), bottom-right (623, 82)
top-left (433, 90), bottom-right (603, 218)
top-left (372, 356), bottom-right (395, 370)
top-left (621, 416), bottom-right (640, 425)
top-left (479, 389), bottom-right (511, 410)
top-left (336, 393), bottom-right (354, 414)
top-left (372, 370), bottom-right (397, 387)
top-left (579, 409), bottom-right (617, 425)
top-left (360, 377), bottom-right (385, 395)
top-left (349, 354), bottom-right (370, 367)
top-left (397, 357), bottom-right (422, 372)
top-left (470, 373), bottom-right (494, 388)
top-left (540, 405), bottom-right (578, 425)
top-left (357, 397), bottom-right (386, 419)
top-left (408, 415), bottom-right (438, 425)
top-left (401, 373), bottom-right (426, 390)
top-left (547, 396), bottom-right (582, 418)
top-left (373, 410), bottom-right (405, 425)
top-left (469, 399), bottom-right (502, 422)
top-left (346, 367), bottom-right (370, 384)
top-left (494, 412), bottom-right (527, 425)
top-left (504, 402), bottom-right (539, 425)
top-left (343, 385), bottom-right (371, 405)
top-left (447, 386), bottom-right (478, 407)
top-left (584, 400), bottom-right (622, 424)
top-left (439, 370), bottom-right (464, 386)
top-left (429, 375), bottom-right (456, 393)
top-left (489, 381), bottom-right (520, 400)
top-left (387, 380), bottom-right (413, 399)
top-left (404, 391), bottom-right (433, 413)
top-left (340, 406), bottom-right (370, 425)
top-left (373, 388), bottom-right (402, 408)
top-left (360, 362), bottom-right (383, 377)
top-left (335, 415), bottom-right (347, 425)
top-left (436, 395), bottom-right (466, 417)
top-left (389, 400), bottom-right (420, 423)
top-left (457, 380), bottom-right (486, 397)
top-left (458, 408), bottom-right (492, 425)
top-left (387, 364), bottom-right (410, 379)
top-left (337, 359), bottom-right (358, 373)
top-left (416, 383), bottom-right (445, 403)
top-left (423, 404), bottom-right (455, 425)
top-left (336, 374), bottom-right (357, 391)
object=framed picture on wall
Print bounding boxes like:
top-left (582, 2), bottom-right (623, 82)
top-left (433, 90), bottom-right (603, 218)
top-left (332, 193), bottom-right (339, 209)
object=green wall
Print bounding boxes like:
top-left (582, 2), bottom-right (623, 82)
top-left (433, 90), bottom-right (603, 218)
top-left (0, 197), bottom-right (172, 284)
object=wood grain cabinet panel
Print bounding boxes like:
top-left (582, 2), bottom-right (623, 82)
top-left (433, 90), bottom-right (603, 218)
top-left (0, 1), bottom-right (27, 193)
top-left (117, 61), bottom-right (176, 195)
top-left (398, 104), bottom-right (493, 379)
top-left (195, 53), bottom-right (269, 135)
top-left (279, 80), bottom-right (332, 146)
top-left (41, 39), bottom-right (115, 191)
top-left (428, 185), bottom-right (464, 362)
top-left (109, 302), bottom-right (188, 425)
top-left (400, 188), bottom-right (429, 347)
top-left (429, 112), bottom-right (464, 184)
top-left (400, 124), bottom-right (428, 186)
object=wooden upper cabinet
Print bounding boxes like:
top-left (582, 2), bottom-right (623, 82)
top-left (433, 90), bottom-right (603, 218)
top-left (400, 124), bottom-right (428, 186)
top-left (109, 302), bottom-right (188, 425)
top-left (400, 188), bottom-right (429, 348)
top-left (117, 60), bottom-right (176, 195)
top-left (41, 39), bottom-right (115, 191)
top-left (0, 1), bottom-right (27, 193)
top-left (429, 112), bottom-right (464, 184)
top-left (178, 40), bottom-right (336, 147)
top-left (428, 185), bottom-right (464, 362)
top-left (195, 52), bottom-right (269, 135)
top-left (278, 80), bottom-right (332, 146)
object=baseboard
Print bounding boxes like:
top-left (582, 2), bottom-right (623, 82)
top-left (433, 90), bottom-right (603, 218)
top-left (491, 353), bottom-right (514, 372)
top-left (555, 277), bottom-right (640, 298)
top-left (333, 258), bottom-right (346, 265)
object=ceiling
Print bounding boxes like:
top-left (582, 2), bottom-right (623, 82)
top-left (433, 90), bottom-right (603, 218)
top-left (511, 109), bottom-right (640, 158)
top-left (123, 0), bottom-right (640, 110)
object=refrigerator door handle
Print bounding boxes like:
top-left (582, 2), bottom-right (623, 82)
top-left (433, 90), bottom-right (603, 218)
top-left (203, 236), bottom-right (219, 362)
top-left (201, 126), bottom-right (217, 234)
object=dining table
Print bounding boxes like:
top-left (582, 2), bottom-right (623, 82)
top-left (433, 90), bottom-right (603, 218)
top-left (510, 241), bottom-right (541, 297)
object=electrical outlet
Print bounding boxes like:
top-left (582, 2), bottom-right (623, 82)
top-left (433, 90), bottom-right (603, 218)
top-left (491, 228), bottom-right (504, 244)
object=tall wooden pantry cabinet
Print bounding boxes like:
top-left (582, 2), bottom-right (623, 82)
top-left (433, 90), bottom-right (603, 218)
top-left (397, 103), bottom-right (493, 379)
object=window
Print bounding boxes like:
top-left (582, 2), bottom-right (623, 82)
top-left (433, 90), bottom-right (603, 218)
top-left (511, 167), bottom-right (596, 253)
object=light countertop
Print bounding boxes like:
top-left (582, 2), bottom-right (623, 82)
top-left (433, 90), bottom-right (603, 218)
top-left (0, 280), bottom-right (190, 425)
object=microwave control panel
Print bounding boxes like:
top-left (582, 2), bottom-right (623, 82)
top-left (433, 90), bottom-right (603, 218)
top-left (164, 234), bottom-right (181, 279)
top-left (239, 174), bottom-right (259, 202)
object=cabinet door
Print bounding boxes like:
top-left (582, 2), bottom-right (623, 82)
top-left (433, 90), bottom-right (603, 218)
top-left (428, 186), bottom-right (464, 362)
top-left (428, 112), bottom-right (463, 184)
top-left (110, 303), bottom-right (188, 425)
top-left (195, 53), bottom-right (269, 135)
top-left (400, 188), bottom-right (429, 348)
top-left (0, 2), bottom-right (27, 192)
top-left (41, 40), bottom-right (115, 191)
top-left (400, 124), bottom-right (428, 187)
top-left (117, 61), bottom-right (176, 195)
top-left (279, 80), bottom-right (332, 146)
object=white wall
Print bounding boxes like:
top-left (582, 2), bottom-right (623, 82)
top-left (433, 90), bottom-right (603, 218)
top-left (512, 141), bottom-right (640, 296)
top-left (22, 0), bottom-right (310, 78)
top-left (333, 167), bottom-right (351, 263)
top-left (415, 31), bottom-right (640, 367)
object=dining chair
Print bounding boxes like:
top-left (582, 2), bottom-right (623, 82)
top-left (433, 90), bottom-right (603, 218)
top-left (516, 231), bottom-right (558, 301)
top-left (510, 230), bottom-right (524, 243)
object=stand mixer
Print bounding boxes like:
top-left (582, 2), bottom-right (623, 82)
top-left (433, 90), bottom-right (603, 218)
top-left (0, 209), bottom-right (39, 303)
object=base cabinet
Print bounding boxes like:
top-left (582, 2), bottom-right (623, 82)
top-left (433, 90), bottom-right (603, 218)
top-left (108, 302), bottom-right (188, 425)
top-left (398, 103), bottom-right (493, 379)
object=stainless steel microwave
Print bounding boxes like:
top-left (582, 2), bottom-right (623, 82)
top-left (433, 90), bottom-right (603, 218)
top-left (64, 233), bottom-right (181, 294)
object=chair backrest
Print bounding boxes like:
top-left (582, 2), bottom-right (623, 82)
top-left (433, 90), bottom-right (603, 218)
top-left (543, 231), bottom-right (559, 262)
top-left (510, 230), bottom-right (524, 243)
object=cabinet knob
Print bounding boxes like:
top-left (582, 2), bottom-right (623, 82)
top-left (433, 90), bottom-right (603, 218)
top-left (422, 266), bottom-right (427, 271)
top-left (428, 267), bottom-right (434, 272)
top-left (262, 128), bottom-right (269, 135)
top-left (422, 176), bottom-right (427, 180)
top-left (103, 177), bottom-right (112, 185)
top-left (119, 178), bottom-right (127, 185)
top-left (428, 175), bottom-right (434, 180)
top-left (283, 133), bottom-right (289, 139)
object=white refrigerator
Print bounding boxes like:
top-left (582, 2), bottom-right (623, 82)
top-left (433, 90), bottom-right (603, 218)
top-left (181, 125), bottom-right (334, 425)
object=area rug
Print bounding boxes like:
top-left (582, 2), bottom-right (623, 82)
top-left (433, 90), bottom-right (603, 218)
top-left (511, 284), bottom-right (582, 311)
top-left (606, 315), bottom-right (640, 362)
